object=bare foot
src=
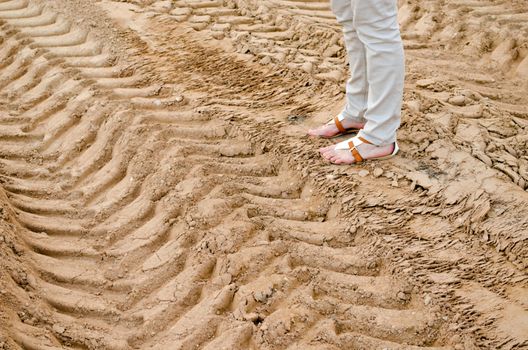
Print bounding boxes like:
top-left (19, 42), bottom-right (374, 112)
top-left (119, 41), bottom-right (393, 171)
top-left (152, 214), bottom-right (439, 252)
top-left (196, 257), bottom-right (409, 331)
top-left (320, 141), bottom-right (395, 165)
top-left (308, 118), bottom-right (365, 138)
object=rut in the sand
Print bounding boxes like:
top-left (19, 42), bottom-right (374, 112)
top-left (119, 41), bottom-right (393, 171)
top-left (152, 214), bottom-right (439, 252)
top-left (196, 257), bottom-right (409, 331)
top-left (164, 0), bottom-right (528, 271)
top-left (0, 1), bottom-right (447, 349)
top-left (169, 0), bottom-right (528, 191)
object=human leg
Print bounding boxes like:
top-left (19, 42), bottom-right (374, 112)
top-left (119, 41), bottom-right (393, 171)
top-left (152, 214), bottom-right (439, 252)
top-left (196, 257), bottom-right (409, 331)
top-left (308, 0), bottom-right (368, 137)
top-left (353, 0), bottom-right (405, 146)
top-left (320, 0), bottom-right (404, 163)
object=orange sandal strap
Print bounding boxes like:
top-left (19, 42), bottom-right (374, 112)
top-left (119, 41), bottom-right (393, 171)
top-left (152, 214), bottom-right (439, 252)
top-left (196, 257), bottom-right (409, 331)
top-left (337, 137), bottom-right (398, 164)
top-left (334, 116), bottom-right (347, 133)
top-left (349, 144), bottom-right (364, 163)
top-left (346, 137), bottom-right (371, 163)
top-left (358, 136), bottom-right (372, 144)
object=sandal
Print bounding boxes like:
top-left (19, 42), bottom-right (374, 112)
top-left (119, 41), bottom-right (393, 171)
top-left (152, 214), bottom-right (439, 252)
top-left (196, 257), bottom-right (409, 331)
top-left (335, 136), bottom-right (399, 163)
top-left (318, 116), bottom-right (363, 139)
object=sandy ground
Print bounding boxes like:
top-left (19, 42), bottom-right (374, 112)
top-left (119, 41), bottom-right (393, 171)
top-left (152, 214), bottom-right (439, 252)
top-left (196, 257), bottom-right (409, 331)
top-left (0, 0), bottom-right (527, 349)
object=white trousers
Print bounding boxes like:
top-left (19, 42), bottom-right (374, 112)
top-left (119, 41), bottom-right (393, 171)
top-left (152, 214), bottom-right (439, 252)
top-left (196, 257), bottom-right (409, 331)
top-left (331, 0), bottom-right (405, 145)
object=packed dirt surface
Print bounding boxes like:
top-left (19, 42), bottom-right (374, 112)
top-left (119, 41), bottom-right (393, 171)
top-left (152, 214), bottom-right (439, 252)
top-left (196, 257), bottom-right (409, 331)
top-left (0, 0), bottom-right (527, 349)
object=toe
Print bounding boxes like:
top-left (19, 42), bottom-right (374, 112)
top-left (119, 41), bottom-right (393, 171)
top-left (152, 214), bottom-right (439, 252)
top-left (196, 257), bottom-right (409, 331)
top-left (321, 150), bottom-right (335, 160)
top-left (307, 129), bottom-right (318, 136)
top-left (320, 147), bottom-right (333, 155)
top-left (333, 151), bottom-right (355, 165)
top-left (310, 125), bottom-right (338, 138)
top-left (307, 128), bottom-right (319, 136)
top-left (330, 157), bottom-right (343, 165)
top-left (330, 153), bottom-right (343, 164)
top-left (326, 152), bottom-right (339, 162)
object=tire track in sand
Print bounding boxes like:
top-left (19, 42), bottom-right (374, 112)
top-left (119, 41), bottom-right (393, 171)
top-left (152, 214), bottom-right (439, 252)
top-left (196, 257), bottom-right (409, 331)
top-left (120, 0), bottom-right (528, 348)
top-left (156, 0), bottom-right (528, 193)
top-left (0, 1), bottom-right (449, 349)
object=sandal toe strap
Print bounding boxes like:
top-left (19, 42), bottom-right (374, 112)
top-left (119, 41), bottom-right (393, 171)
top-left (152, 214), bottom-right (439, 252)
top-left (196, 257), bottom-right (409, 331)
top-left (337, 136), bottom-right (372, 163)
top-left (348, 142), bottom-right (364, 163)
top-left (333, 116), bottom-right (347, 133)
